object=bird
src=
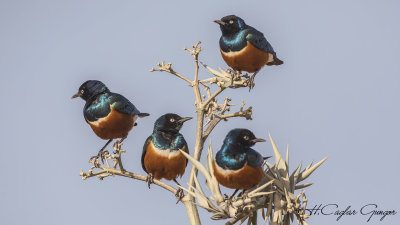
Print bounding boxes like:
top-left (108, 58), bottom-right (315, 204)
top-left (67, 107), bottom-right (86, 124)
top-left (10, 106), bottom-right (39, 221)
top-left (72, 80), bottom-right (149, 160)
top-left (213, 128), bottom-right (269, 196)
top-left (141, 113), bottom-right (191, 194)
top-left (214, 15), bottom-right (283, 88)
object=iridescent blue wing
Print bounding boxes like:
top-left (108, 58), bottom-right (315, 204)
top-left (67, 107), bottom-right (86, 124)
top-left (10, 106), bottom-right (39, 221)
top-left (172, 135), bottom-right (189, 165)
top-left (247, 149), bottom-right (264, 168)
top-left (109, 93), bottom-right (142, 115)
top-left (246, 26), bottom-right (275, 54)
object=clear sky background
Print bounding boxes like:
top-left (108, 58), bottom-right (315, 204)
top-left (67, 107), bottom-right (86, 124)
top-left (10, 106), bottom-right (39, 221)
top-left (0, 0), bottom-right (399, 225)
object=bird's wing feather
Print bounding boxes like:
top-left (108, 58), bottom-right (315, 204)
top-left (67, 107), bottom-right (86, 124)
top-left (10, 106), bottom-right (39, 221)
top-left (246, 27), bottom-right (275, 54)
top-left (141, 135), bottom-right (152, 173)
top-left (247, 149), bottom-right (264, 168)
top-left (109, 93), bottom-right (142, 116)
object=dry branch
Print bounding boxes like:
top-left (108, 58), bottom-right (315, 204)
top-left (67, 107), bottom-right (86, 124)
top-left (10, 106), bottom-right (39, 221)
top-left (80, 42), bottom-right (327, 225)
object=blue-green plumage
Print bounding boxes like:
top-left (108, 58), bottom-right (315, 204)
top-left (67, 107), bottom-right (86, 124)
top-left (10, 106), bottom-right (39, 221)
top-left (84, 92), bottom-right (144, 122)
top-left (141, 113), bottom-right (191, 174)
top-left (215, 128), bottom-right (265, 170)
top-left (217, 15), bottom-right (276, 54)
top-left (151, 130), bottom-right (187, 150)
top-left (72, 80), bottom-right (149, 140)
top-left (73, 80), bottom-right (149, 122)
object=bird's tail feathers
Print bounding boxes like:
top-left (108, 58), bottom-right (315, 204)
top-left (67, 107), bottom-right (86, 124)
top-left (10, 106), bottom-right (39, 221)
top-left (266, 55), bottom-right (284, 66)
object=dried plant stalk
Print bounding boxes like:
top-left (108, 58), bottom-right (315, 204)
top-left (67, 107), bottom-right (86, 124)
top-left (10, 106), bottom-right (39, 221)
top-left (80, 42), bottom-right (327, 225)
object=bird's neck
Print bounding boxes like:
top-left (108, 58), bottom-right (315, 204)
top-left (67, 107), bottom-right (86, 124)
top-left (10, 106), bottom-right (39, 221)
top-left (222, 143), bottom-right (248, 156)
top-left (216, 144), bottom-right (248, 170)
top-left (153, 130), bottom-right (182, 150)
top-left (86, 91), bottom-right (109, 103)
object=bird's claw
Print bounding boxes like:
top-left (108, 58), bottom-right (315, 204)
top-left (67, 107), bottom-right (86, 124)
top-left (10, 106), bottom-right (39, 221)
top-left (113, 139), bottom-right (124, 154)
top-left (248, 76), bottom-right (255, 91)
top-left (175, 188), bottom-right (184, 204)
top-left (99, 151), bottom-right (108, 163)
top-left (146, 173), bottom-right (154, 189)
top-left (238, 190), bottom-right (249, 200)
top-left (89, 150), bottom-right (107, 164)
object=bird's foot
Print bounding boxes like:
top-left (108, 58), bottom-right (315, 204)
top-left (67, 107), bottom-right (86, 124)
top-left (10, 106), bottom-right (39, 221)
top-left (175, 188), bottom-right (184, 204)
top-left (223, 194), bottom-right (236, 207)
top-left (248, 70), bottom-right (260, 91)
top-left (113, 138), bottom-right (125, 154)
top-left (238, 190), bottom-right (250, 200)
top-left (248, 75), bottom-right (256, 91)
top-left (224, 189), bottom-right (239, 205)
top-left (89, 150), bottom-right (108, 164)
top-left (146, 173), bottom-right (154, 189)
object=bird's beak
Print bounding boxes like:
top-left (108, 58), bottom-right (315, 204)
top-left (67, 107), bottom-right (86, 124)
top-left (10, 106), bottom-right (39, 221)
top-left (71, 92), bottom-right (81, 99)
top-left (213, 20), bottom-right (226, 26)
top-left (251, 138), bottom-right (266, 144)
top-left (178, 117), bottom-right (193, 124)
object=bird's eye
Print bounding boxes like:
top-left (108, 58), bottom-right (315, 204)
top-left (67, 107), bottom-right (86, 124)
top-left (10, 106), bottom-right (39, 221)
top-left (80, 89), bottom-right (84, 93)
top-left (229, 20), bottom-right (234, 24)
top-left (243, 136), bottom-right (249, 140)
top-left (170, 118), bottom-right (175, 122)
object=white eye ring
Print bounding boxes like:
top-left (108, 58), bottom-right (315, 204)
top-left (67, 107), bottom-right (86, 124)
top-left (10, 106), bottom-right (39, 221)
top-left (229, 20), bottom-right (234, 24)
top-left (243, 136), bottom-right (249, 140)
top-left (170, 118), bottom-right (175, 122)
top-left (80, 89), bottom-right (84, 93)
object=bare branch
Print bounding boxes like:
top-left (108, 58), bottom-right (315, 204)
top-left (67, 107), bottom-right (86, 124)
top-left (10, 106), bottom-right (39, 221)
top-left (185, 41), bottom-right (203, 105)
top-left (81, 167), bottom-right (178, 194)
top-left (80, 141), bottom-right (178, 195)
top-left (203, 103), bottom-right (253, 141)
top-left (150, 61), bottom-right (193, 85)
top-left (201, 87), bottom-right (225, 110)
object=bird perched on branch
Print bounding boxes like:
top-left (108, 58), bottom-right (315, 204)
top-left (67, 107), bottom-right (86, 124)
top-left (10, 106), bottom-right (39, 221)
top-left (214, 128), bottom-right (269, 195)
top-left (72, 80), bottom-right (149, 160)
top-left (141, 113), bottom-right (192, 197)
top-left (214, 15), bottom-right (283, 89)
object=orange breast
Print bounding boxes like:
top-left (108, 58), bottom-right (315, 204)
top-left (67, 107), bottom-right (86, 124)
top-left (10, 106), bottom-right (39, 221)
top-left (143, 142), bottom-right (188, 180)
top-left (220, 41), bottom-right (272, 73)
top-left (213, 161), bottom-right (263, 190)
top-left (88, 106), bottom-right (135, 140)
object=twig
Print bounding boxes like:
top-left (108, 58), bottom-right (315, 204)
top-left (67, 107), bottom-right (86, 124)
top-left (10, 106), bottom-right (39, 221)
top-left (203, 105), bottom-right (253, 141)
top-left (81, 167), bottom-right (178, 194)
top-left (150, 61), bottom-right (193, 85)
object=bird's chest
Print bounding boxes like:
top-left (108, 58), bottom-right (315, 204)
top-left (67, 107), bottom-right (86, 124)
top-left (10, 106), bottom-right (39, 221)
top-left (87, 106), bottom-right (135, 139)
top-left (220, 41), bottom-right (271, 73)
top-left (213, 160), bottom-right (263, 189)
top-left (143, 142), bottom-right (187, 180)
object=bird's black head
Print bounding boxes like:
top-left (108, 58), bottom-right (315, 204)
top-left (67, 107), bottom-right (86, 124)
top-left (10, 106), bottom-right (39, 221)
top-left (214, 15), bottom-right (247, 36)
top-left (154, 113), bottom-right (192, 133)
top-left (224, 128), bottom-right (265, 149)
top-left (71, 80), bottom-right (110, 101)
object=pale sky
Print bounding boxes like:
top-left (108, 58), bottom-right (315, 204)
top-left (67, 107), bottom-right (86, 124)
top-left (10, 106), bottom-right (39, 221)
top-left (0, 1), bottom-right (399, 225)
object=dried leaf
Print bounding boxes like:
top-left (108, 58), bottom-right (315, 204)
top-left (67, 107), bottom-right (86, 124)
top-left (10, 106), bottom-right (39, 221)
top-left (289, 162), bottom-right (302, 192)
top-left (179, 150), bottom-right (212, 184)
top-left (248, 191), bottom-right (275, 198)
top-left (249, 180), bottom-right (274, 196)
top-left (269, 134), bottom-right (287, 174)
top-left (295, 183), bottom-right (313, 190)
top-left (297, 157), bottom-right (328, 183)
